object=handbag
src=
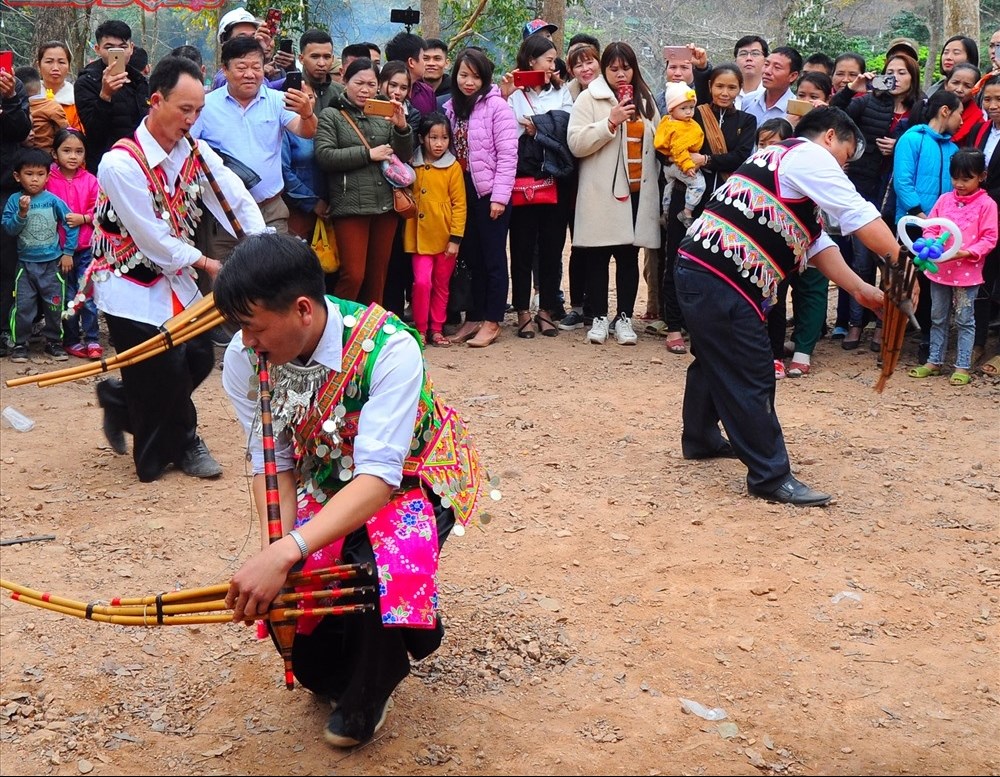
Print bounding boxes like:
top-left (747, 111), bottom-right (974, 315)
top-left (393, 186), bottom-right (418, 219)
top-left (311, 217), bottom-right (339, 272)
top-left (447, 260), bottom-right (473, 314)
top-left (340, 109), bottom-right (417, 219)
top-left (511, 175), bottom-right (558, 206)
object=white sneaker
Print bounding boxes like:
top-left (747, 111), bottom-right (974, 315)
top-left (587, 316), bottom-right (609, 344)
top-left (614, 315), bottom-right (638, 345)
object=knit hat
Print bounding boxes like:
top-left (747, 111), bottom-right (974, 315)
top-left (523, 18), bottom-right (558, 38)
top-left (664, 82), bottom-right (697, 113)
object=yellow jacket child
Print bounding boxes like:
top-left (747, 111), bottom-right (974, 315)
top-left (653, 84), bottom-right (704, 173)
top-left (403, 148), bottom-right (467, 255)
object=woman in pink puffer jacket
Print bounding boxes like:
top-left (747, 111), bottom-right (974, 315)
top-left (443, 48), bottom-right (519, 348)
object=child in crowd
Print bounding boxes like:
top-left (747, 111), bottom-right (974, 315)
top-left (14, 66), bottom-right (67, 154)
top-left (403, 112), bottom-right (467, 346)
top-left (1, 148), bottom-right (79, 362)
top-left (653, 83), bottom-right (705, 228)
top-left (908, 150), bottom-right (998, 385)
top-left (46, 128), bottom-right (102, 359)
top-left (755, 117), bottom-right (793, 149)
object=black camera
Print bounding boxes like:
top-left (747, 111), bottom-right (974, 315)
top-left (390, 7), bottom-right (420, 26)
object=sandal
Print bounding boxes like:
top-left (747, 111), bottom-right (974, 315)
top-left (665, 332), bottom-right (687, 354)
top-left (516, 313), bottom-right (535, 339)
top-left (429, 331), bottom-right (451, 348)
top-left (907, 364), bottom-right (941, 378)
top-left (786, 360), bottom-right (810, 378)
top-left (949, 371), bottom-right (971, 386)
top-left (534, 313), bottom-right (558, 337)
top-left (645, 320), bottom-right (668, 336)
top-left (980, 355), bottom-right (1000, 376)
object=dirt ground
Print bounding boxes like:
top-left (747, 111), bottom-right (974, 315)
top-left (0, 277), bottom-right (998, 777)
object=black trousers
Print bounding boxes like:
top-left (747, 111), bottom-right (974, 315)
top-left (99, 314), bottom-right (215, 482)
top-left (382, 215), bottom-right (412, 320)
top-left (974, 247), bottom-right (999, 349)
top-left (290, 497), bottom-right (455, 742)
top-left (509, 201), bottom-right (567, 313)
top-left (675, 259), bottom-right (791, 491)
top-left (578, 244), bottom-right (640, 319)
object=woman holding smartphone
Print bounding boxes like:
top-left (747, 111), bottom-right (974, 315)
top-left (314, 57), bottom-right (413, 306)
top-left (506, 34), bottom-right (574, 338)
top-left (567, 42), bottom-right (661, 346)
top-left (830, 52), bottom-right (921, 350)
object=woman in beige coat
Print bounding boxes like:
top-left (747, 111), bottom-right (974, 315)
top-left (567, 42), bottom-right (661, 346)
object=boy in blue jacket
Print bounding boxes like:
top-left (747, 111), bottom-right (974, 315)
top-left (2, 148), bottom-right (79, 362)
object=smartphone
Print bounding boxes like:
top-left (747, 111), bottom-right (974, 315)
top-left (512, 69), bottom-right (546, 89)
top-left (363, 99), bottom-right (396, 118)
top-left (106, 48), bottom-right (126, 77)
top-left (871, 74), bottom-right (896, 91)
top-left (663, 46), bottom-right (691, 62)
top-left (264, 7), bottom-right (282, 37)
top-left (618, 84), bottom-right (634, 104)
top-left (279, 37), bottom-right (293, 55)
top-left (282, 71), bottom-right (303, 91)
top-left (0, 50), bottom-right (13, 75)
top-left (786, 98), bottom-right (813, 117)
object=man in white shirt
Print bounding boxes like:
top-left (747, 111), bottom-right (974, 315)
top-left (217, 233), bottom-right (466, 749)
top-left (742, 45), bottom-right (800, 127)
top-left (91, 56), bottom-right (265, 482)
top-left (733, 35), bottom-right (768, 110)
top-left (675, 108), bottom-right (899, 506)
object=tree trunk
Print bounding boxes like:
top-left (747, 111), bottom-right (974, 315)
top-left (925, 0), bottom-right (943, 90)
top-left (942, 0), bottom-right (980, 46)
top-left (420, 0), bottom-right (441, 40)
top-left (541, 0), bottom-right (565, 55)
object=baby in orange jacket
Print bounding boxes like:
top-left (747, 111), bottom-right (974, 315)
top-left (653, 83), bottom-right (705, 228)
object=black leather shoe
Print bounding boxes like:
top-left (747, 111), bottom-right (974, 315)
top-left (683, 441), bottom-right (738, 460)
top-left (747, 476), bottom-right (831, 506)
top-left (324, 696), bottom-right (393, 748)
top-left (101, 410), bottom-right (128, 455)
top-left (179, 437), bottom-right (222, 478)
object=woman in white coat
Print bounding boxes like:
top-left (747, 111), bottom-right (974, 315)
top-left (567, 42), bottom-right (661, 345)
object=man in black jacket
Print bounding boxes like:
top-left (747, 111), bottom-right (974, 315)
top-left (74, 20), bottom-right (150, 173)
top-left (0, 70), bottom-right (32, 356)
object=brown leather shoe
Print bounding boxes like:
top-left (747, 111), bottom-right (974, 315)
top-left (467, 321), bottom-right (501, 348)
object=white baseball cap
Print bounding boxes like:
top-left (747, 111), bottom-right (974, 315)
top-left (218, 8), bottom-right (261, 44)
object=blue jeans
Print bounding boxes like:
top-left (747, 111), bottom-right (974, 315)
top-left (63, 248), bottom-right (100, 344)
top-left (928, 282), bottom-right (978, 370)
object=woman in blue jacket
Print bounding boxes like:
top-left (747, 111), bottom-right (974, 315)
top-left (893, 89), bottom-right (963, 353)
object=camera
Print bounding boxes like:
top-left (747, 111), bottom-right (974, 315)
top-left (871, 74), bottom-right (896, 92)
top-left (390, 7), bottom-right (420, 27)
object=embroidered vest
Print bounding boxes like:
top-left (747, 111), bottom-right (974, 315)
top-left (89, 137), bottom-right (206, 286)
top-left (678, 138), bottom-right (822, 315)
top-left (249, 298), bottom-right (492, 630)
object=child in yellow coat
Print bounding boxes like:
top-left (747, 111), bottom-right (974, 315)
top-left (653, 82), bottom-right (705, 228)
top-left (404, 112), bottom-right (467, 346)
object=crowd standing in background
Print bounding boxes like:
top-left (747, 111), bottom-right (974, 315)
top-left (1, 12), bottom-right (998, 466)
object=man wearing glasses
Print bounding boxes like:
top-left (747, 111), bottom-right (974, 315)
top-left (733, 35), bottom-right (768, 110)
top-left (674, 108), bottom-right (898, 506)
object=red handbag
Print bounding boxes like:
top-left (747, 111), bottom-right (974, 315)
top-left (511, 176), bottom-right (558, 206)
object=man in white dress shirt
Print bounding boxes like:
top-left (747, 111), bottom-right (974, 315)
top-left (91, 56), bottom-right (264, 482)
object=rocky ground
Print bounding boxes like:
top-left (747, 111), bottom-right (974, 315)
top-left (1, 282), bottom-right (998, 776)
